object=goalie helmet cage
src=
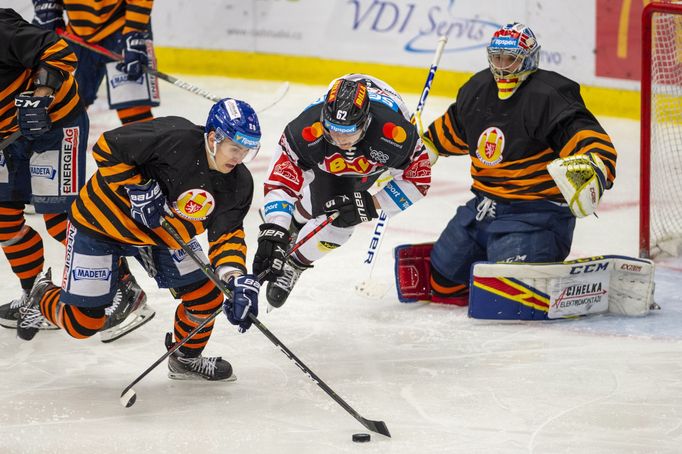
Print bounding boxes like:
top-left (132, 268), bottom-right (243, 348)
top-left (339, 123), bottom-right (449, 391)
top-left (640, 1), bottom-right (682, 259)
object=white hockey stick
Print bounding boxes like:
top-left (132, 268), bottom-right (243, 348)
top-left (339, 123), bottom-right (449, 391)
top-left (355, 35), bottom-right (448, 298)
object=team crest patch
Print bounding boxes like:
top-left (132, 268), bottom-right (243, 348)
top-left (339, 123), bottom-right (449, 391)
top-left (476, 127), bottom-right (505, 166)
top-left (173, 189), bottom-right (215, 221)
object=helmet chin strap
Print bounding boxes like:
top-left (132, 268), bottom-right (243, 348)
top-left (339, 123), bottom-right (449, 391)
top-left (204, 133), bottom-right (219, 169)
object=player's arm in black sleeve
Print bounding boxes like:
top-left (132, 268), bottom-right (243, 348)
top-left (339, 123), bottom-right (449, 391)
top-left (0, 9), bottom-right (76, 90)
top-left (545, 89), bottom-right (617, 188)
top-left (91, 120), bottom-right (161, 190)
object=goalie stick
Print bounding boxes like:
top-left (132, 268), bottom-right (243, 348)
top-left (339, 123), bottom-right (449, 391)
top-left (120, 212), bottom-right (390, 437)
top-left (57, 30), bottom-right (289, 112)
top-left (355, 35), bottom-right (448, 299)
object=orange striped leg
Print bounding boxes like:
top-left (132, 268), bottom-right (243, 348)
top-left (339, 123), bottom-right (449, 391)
top-left (39, 287), bottom-right (106, 339)
top-left (43, 213), bottom-right (68, 245)
top-left (174, 279), bottom-right (223, 357)
top-left (117, 106), bottom-right (153, 125)
top-left (0, 203), bottom-right (44, 290)
top-left (430, 267), bottom-right (469, 306)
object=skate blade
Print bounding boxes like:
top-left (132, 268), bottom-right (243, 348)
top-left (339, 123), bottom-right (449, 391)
top-left (100, 305), bottom-right (156, 343)
top-left (167, 371), bottom-right (238, 382)
top-left (0, 320), bottom-right (59, 330)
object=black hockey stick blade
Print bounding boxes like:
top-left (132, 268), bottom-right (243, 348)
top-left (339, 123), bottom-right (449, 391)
top-left (249, 316), bottom-right (391, 437)
top-left (361, 418), bottom-right (391, 437)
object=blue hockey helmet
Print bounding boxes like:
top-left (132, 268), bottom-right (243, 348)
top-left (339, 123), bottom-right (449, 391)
top-left (206, 98), bottom-right (261, 162)
top-left (487, 22), bottom-right (540, 99)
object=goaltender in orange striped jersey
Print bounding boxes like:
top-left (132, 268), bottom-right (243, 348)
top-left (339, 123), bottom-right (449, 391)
top-left (424, 69), bottom-right (617, 202)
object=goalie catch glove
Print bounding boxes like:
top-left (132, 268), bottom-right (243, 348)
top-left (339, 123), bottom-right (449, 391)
top-left (547, 153), bottom-right (609, 218)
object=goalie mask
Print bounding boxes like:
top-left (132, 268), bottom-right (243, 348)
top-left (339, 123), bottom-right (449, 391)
top-left (487, 22), bottom-right (540, 100)
top-left (321, 78), bottom-right (371, 152)
top-left (205, 98), bottom-right (261, 165)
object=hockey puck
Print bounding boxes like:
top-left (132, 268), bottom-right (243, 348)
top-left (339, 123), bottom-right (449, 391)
top-left (352, 433), bottom-right (371, 443)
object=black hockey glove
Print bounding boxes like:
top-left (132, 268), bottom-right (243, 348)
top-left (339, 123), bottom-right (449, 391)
top-left (224, 274), bottom-right (260, 333)
top-left (125, 180), bottom-right (169, 229)
top-left (324, 191), bottom-right (378, 228)
top-left (253, 223), bottom-right (290, 281)
top-left (117, 31), bottom-right (149, 81)
top-left (15, 92), bottom-right (53, 139)
top-left (32, 0), bottom-right (65, 30)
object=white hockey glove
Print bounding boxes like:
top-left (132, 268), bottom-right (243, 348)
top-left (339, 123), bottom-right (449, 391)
top-left (547, 153), bottom-right (608, 218)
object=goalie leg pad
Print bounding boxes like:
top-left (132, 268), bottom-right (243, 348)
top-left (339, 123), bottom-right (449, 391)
top-left (394, 243), bottom-right (470, 305)
top-left (469, 255), bottom-right (655, 320)
top-left (394, 243), bottom-right (434, 303)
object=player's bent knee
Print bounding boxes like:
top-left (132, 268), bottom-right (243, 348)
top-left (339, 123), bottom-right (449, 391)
top-left (488, 230), bottom-right (570, 263)
top-left (62, 304), bottom-right (107, 339)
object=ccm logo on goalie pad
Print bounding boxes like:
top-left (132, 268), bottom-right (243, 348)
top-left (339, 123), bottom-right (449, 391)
top-left (569, 262), bottom-right (609, 274)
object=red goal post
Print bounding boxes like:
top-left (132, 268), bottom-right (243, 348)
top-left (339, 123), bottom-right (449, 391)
top-left (640, 1), bottom-right (682, 259)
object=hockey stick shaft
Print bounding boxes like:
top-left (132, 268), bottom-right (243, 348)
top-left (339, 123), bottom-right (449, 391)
top-left (57, 30), bottom-right (290, 112)
top-left (120, 213), bottom-right (339, 404)
top-left (57, 30), bottom-right (222, 102)
top-left (0, 131), bottom-right (22, 152)
top-left (358, 36), bottom-right (448, 288)
top-left (160, 214), bottom-right (389, 436)
top-left (412, 35), bottom-right (448, 120)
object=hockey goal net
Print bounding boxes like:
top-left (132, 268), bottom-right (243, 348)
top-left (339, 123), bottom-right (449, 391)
top-left (640, 2), bottom-right (682, 258)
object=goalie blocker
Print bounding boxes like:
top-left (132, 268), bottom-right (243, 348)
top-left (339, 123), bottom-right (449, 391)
top-left (394, 244), bottom-right (656, 319)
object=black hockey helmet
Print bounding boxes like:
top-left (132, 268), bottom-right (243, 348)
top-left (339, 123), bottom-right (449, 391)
top-left (320, 78), bottom-right (371, 149)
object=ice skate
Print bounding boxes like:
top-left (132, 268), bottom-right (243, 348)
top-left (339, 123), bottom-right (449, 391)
top-left (166, 332), bottom-right (236, 381)
top-left (0, 289), bottom-right (58, 330)
top-left (266, 256), bottom-right (311, 310)
top-left (100, 259), bottom-right (155, 343)
top-left (17, 268), bottom-right (57, 341)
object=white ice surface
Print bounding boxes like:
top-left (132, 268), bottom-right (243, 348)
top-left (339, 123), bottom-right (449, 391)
top-left (1, 77), bottom-right (682, 454)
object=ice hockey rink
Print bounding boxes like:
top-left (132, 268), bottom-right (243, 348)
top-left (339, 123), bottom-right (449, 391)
top-left (2, 76), bottom-right (682, 454)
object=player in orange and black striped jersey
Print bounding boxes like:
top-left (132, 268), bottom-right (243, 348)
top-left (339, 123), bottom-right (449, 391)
top-left (17, 99), bottom-right (263, 382)
top-left (395, 22), bottom-right (617, 306)
top-left (0, 8), bottom-right (87, 323)
top-left (30, 0), bottom-right (158, 125)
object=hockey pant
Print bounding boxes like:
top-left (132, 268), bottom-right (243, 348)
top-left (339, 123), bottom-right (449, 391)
top-left (40, 224), bottom-right (221, 351)
top-left (38, 276), bottom-right (222, 352)
top-left (287, 170), bottom-right (376, 264)
top-left (0, 114), bottom-right (87, 290)
top-left (430, 194), bottom-right (576, 299)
